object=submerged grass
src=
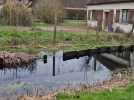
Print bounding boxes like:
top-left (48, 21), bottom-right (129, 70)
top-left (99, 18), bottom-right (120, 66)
top-left (57, 84), bottom-right (134, 100)
top-left (0, 25), bottom-right (134, 53)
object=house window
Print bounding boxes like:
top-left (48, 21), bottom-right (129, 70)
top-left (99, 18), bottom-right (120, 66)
top-left (122, 9), bottom-right (128, 23)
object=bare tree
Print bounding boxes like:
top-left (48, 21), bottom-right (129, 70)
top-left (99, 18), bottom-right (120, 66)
top-left (1, 0), bottom-right (32, 26)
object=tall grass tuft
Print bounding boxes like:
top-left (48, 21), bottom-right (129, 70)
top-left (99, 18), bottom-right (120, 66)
top-left (0, 0), bottom-right (32, 26)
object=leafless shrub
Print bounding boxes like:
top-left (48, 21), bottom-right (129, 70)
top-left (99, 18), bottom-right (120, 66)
top-left (0, 0), bottom-right (32, 26)
top-left (33, 0), bottom-right (64, 24)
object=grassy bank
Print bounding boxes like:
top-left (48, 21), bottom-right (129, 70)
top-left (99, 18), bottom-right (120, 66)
top-left (0, 26), bottom-right (134, 53)
top-left (57, 84), bottom-right (134, 100)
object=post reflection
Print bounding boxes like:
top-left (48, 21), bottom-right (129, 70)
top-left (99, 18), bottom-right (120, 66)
top-left (53, 51), bottom-right (56, 76)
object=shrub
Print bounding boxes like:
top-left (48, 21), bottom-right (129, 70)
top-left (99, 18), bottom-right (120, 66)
top-left (0, 0), bottom-right (32, 26)
top-left (33, 0), bottom-right (64, 24)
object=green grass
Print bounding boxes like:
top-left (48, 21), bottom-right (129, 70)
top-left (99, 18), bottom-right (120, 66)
top-left (57, 84), bottom-right (134, 100)
top-left (32, 21), bottom-right (49, 27)
top-left (0, 26), bottom-right (134, 53)
top-left (61, 20), bottom-right (87, 27)
top-left (33, 20), bottom-right (87, 27)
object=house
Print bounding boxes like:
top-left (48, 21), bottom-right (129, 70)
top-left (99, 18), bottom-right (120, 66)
top-left (63, 0), bottom-right (89, 20)
top-left (87, 0), bottom-right (134, 34)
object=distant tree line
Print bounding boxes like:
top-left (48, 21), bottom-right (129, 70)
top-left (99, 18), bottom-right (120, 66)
top-left (33, 0), bottom-right (64, 24)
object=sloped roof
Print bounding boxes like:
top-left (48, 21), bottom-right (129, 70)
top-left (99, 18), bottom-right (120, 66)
top-left (87, 0), bottom-right (134, 5)
top-left (63, 0), bottom-right (89, 8)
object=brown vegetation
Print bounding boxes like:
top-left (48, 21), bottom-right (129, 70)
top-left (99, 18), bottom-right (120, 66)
top-left (19, 93), bottom-right (56, 100)
top-left (18, 78), bottom-right (130, 100)
top-left (0, 52), bottom-right (36, 68)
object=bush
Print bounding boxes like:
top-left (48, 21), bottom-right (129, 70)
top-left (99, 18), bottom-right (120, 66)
top-left (33, 0), bottom-right (64, 24)
top-left (0, 0), bottom-right (32, 26)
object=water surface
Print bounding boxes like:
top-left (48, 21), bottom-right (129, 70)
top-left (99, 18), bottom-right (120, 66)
top-left (0, 51), bottom-right (117, 96)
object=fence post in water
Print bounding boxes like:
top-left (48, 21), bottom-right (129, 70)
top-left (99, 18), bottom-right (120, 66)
top-left (53, 52), bottom-right (56, 76)
top-left (128, 51), bottom-right (131, 68)
top-left (16, 68), bottom-right (18, 79)
top-left (130, 52), bottom-right (134, 75)
top-left (43, 55), bottom-right (47, 63)
top-left (94, 55), bottom-right (97, 71)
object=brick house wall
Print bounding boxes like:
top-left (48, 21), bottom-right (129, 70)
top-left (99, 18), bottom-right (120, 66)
top-left (128, 10), bottom-right (134, 24)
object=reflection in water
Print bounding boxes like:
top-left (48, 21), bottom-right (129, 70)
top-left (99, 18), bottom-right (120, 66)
top-left (0, 62), bottom-right (37, 81)
top-left (53, 52), bottom-right (56, 76)
top-left (0, 50), bottom-right (125, 96)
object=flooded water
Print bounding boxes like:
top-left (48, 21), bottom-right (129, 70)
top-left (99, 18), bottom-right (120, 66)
top-left (0, 49), bottom-right (133, 97)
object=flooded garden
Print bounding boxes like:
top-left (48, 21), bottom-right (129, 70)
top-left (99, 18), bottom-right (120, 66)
top-left (0, 0), bottom-right (134, 100)
top-left (0, 45), bottom-right (133, 99)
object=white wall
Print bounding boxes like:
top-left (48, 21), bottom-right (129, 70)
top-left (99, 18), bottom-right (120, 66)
top-left (87, 21), bottom-right (134, 34)
top-left (87, 20), bottom-right (98, 28)
top-left (113, 23), bottom-right (134, 34)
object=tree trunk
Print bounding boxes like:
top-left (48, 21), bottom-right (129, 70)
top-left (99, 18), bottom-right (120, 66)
top-left (53, 13), bottom-right (57, 45)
